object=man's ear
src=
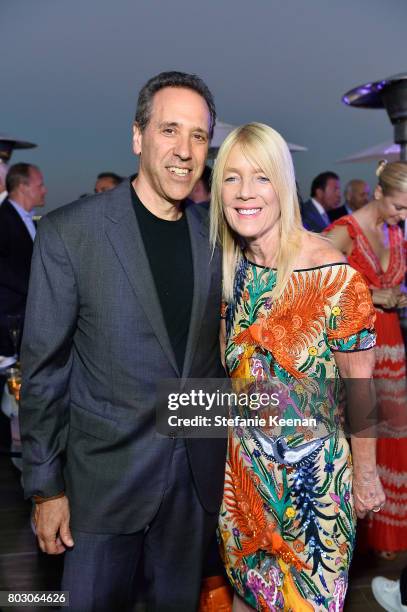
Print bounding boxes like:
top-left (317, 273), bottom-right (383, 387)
top-left (132, 123), bottom-right (142, 156)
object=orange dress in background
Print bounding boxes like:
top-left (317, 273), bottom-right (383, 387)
top-left (329, 215), bottom-right (407, 552)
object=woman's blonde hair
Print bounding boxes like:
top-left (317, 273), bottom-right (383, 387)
top-left (376, 160), bottom-right (407, 195)
top-left (209, 122), bottom-right (306, 302)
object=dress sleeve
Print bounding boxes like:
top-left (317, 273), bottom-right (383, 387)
top-left (325, 266), bottom-right (376, 352)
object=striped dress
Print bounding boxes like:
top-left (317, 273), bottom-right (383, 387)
top-left (329, 215), bottom-right (407, 552)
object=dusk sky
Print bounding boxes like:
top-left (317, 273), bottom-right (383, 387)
top-left (3, 0), bottom-right (407, 211)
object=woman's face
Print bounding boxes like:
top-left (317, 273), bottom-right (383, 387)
top-left (376, 186), bottom-right (407, 225)
top-left (221, 144), bottom-right (281, 242)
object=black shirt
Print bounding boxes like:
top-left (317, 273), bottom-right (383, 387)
top-left (131, 185), bottom-right (193, 372)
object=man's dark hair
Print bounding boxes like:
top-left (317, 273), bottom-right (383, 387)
top-left (200, 165), bottom-right (212, 193)
top-left (97, 172), bottom-right (123, 185)
top-left (310, 171), bottom-right (339, 197)
top-left (6, 162), bottom-right (37, 193)
top-left (134, 71), bottom-right (216, 139)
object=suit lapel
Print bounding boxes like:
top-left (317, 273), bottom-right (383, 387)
top-left (182, 204), bottom-right (211, 379)
top-left (308, 201), bottom-right (326, 232)
top-left (104, 183), bottom-right (180, 376)
top-left (5, 200), bottom-right (35, 248)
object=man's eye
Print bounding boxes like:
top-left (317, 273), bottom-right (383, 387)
top-left (163, 128), bottom-right (175, 135)
top-left (193, 133), bottom-right (207, 142)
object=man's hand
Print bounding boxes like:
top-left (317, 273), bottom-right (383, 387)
top-left (34, 495), bottom-right (74, 554)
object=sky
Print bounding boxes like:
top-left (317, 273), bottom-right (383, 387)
top-left (2, 0), bottom-right (407, 211)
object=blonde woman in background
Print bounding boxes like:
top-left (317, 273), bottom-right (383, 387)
top-left (326, 161), bottom-right (407, 559)
top-left (210, 123), bottom-right (384, 611)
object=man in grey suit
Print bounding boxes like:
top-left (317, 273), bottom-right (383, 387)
top-left (20, 72), bottom-right (226, 611)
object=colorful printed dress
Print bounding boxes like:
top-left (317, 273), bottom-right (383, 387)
top-left (219, 258), bottom-right (376, 611)
top-left (328, 215), bottom-right (407, 552)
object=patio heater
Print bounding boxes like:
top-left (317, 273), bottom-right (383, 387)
top-left (342, 73), bottom-right (407, 161)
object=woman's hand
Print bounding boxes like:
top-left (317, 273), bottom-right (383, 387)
top-left (371, 287), bottom-right (400, 309)
top-left (353, 473), bottom-right (386, 519)
top-left (396, 291), bottom-right (407, 309)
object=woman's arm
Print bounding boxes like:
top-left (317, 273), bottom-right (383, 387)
top-left (333, 348), bottom-right (386, 518)
top-left (325, 225), bottom-right (353, 257)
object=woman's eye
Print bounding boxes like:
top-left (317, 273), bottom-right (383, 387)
top-left (257, 176), bottom-right (270, 183)
top-left (224, 176), bottom-right (237, 183)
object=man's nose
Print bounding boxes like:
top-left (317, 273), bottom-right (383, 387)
top-left (173, 135), bottom-right (192, 160)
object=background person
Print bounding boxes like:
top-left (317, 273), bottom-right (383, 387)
top-left (0, 163), bottom-right (46, 356)
top-left (188, 164), bottom-right (211, 204)
top-left (0, 134), bottom-right (38, 204)
top-left (329, 179), bottom-right (370, 221)
top-left (300, 171), bottom-right (341, 232)
top-left (210, 123), bottom-right (384, 611)
top-left (325, 160), bottom-right (407, 559)
top-left (94, 171), bottom-right (123, 193)
top-left (343, 178), bottom-right (370, 213)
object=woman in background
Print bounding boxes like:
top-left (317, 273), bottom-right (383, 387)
top-left (326, 161), bottom-right (407, 559)
top-left (210, 123), bottom-right (384, 611)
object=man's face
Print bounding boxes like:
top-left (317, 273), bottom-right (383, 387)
top-left (348, 181), bottom-right (370, 211)
top-left (95, 176), bottom-right (117, 193)
top-left (25, 168), bottom-right (46, 209)
top-left (316, 178), bottom-right (341, 211)
top-left (133, 87), bottom-right (211, 205)
top-left (376, 187), bottom-right (407, 225)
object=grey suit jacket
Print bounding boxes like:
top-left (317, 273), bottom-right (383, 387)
top-left (20, 180), bottom-right (226, 533)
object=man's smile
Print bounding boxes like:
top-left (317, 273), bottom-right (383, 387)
top-left (167, 166), bottom-right (192, 177)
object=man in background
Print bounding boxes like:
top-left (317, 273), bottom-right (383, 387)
top-left (300, 171), bottom-right (341, 232)
top-left (94, 171), bottom-right (123, 193)
top-left (329, 178), bottom-right (370, 221)
top-left (0, 163), bottom-right (46, 355)
top-left (0, 135), bottom-right (38, 205)
top-left (188, 164), bottom-right (211, 204)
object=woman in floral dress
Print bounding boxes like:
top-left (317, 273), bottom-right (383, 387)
top-left (326, 161), bottom-right (407, 557)
top-left (209, 123), bottom-right (385, 611)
